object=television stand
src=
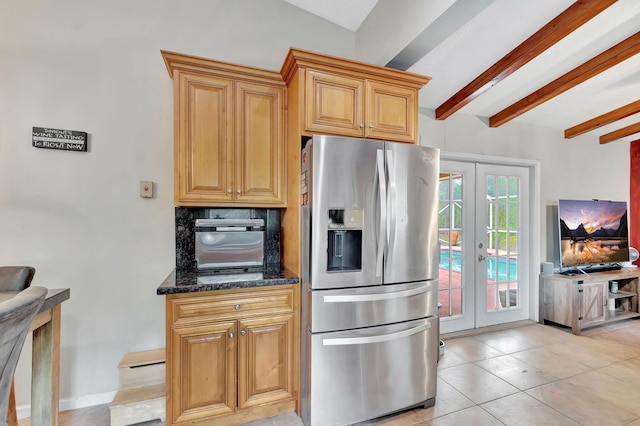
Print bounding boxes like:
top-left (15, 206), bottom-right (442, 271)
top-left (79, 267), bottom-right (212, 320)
top-left (539, 268), bottom-right (640, 335)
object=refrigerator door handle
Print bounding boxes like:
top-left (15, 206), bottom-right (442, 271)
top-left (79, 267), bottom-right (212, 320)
top-left (322, 321), bottom-right (431, 346)
top-left (386, 149), bottom-right (397, 253)
top-left (323, 285), bottom-right (432, 303)
top-left (376, 149), bottom-right (387, 277)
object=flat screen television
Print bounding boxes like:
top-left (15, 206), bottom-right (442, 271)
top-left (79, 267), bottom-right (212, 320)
top-left (558, 199), bottom-right (629, 271)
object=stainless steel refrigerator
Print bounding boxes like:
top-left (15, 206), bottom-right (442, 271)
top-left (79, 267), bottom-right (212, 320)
top-left (300, 135), bottom-right (440, 426)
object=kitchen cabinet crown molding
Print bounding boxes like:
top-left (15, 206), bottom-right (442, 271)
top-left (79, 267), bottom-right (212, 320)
top-left (280, 47), bottom-right (431, 88)
top-left (161, 50), bottom-right (285, 87)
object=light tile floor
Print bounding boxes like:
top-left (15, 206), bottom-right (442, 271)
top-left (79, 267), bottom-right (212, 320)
top-left (19, 319), bottom-right (640, 426)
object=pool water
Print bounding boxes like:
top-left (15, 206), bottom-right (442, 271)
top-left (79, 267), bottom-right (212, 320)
top-left (439, 250), bottom-right (518, 281)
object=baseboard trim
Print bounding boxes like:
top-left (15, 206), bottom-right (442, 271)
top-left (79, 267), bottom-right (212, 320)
top-left (441, 319), bottom-right (536, 340)
top-left (17, 390), bottom-right (117, 419)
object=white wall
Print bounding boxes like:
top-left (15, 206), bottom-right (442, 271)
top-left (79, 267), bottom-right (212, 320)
top-left (0, 0), bottom-right (354, 410)
top-left (1, 0), bottom-right (631, 412)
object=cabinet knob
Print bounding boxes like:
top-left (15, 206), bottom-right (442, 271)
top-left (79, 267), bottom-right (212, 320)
top-left (369, 123), bottom-right (374, 128)
top-left (359, 123), bottom-right (364, 128)
top-left (237, 189), bottom-right (241, 194)
top-left (227, 188), bottom-right (232, 194)
top-left (240, 330), bottom-right (246, 336)
top-left (235, 304), bottom-right (241, 310)
top-left (228, 332), bottom-right (234, 339)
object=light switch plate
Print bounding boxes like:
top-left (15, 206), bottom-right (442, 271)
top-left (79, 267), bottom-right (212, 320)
top-left (140, 180), bottom-right (154, 198)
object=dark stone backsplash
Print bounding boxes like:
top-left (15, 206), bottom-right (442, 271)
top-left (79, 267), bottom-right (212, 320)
top-left (175, 207), bottom-right (281, 272)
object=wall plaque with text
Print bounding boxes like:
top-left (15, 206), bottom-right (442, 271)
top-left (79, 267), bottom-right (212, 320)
top-left (32, 127), bottom-right (88, 152)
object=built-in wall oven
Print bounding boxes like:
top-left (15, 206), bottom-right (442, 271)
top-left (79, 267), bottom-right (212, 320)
top-left (195, 218), bottom-right (265, 271)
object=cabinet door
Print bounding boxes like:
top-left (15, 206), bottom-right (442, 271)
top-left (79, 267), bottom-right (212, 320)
top-left (305, 69), bottom-right (364, 137)
top-left (237, 313), bottom-right (294, 409)
top-left (176, 72), bottom-right (234, 205)
top-left (169, 321), bottom-right (236, 424)
top-left (540, 277), bottom-right (574, 327)
top-left (580, 281), bottom-right (607, 328)
top-left (365, 80), bottom-right (417, 143)
top-left (235, 81), bottom-right (286, 205)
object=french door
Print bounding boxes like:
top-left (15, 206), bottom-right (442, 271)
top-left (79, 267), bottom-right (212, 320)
top-left (438, 160), bottom-right (532, 333)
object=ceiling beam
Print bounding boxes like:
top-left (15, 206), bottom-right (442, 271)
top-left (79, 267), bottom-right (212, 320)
top-left (435, 0), bottom-right (617, 121)
top-left (490, 31), bottom-right (640, 128)
top-left (564, 99), bottom-right (640, 138)
top-left (599, 122), bottom-right (640, 144)
top-left (386, 0), bottom-right (496, 71)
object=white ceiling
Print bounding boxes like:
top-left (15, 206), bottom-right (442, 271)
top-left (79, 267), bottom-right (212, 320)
top-left (283, 0), bottom-right (640, 143)
top-left (282, 0), bottom-right (378, 32)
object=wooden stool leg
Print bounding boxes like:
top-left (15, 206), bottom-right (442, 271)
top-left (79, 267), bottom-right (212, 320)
top-left (31, 305), bottom-right (61, 426)
top-left (7, 380), bottom-right (18, 426)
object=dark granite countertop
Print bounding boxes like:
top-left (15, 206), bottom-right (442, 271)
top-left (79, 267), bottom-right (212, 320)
top-left (157, 265), bottom-right (299, 295)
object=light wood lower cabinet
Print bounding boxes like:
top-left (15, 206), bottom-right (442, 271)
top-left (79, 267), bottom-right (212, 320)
top-left (170, 321), bottom-right (236, 421)
top-left (166, 286), bottom-right (298, 425)
top-left (578, 281), bottom-right (607, 329)
top-left (237, 314), bottom-right (294, 410)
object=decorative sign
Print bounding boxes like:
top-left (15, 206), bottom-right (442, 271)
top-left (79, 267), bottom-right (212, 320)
top-left (32, 127), bottom-right (88, 152)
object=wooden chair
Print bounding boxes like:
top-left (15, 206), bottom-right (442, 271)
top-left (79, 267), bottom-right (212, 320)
top-left (0, 267), bottom-right (35, 292)
top-left (0, 267), bottom-right (36, 426)
top-left (0, 287), bottom-right (47, 426)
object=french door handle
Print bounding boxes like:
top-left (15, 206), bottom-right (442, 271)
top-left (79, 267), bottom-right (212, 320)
top-left (375, 149), bottom-right (386, 277)
top-left (478, 254), bottom-right (486, 261)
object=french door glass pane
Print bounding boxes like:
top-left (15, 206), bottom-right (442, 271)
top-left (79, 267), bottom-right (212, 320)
top-left (486, 174), bottom-right (520, 311)
top-left (497, 202), bottom-right (507, 229)
top-left (438, 173), bottom-right (463, 318)
top-left (498, 176), bottom-right (508, 197)
top-left (439, 202), bottom-right (450, 228)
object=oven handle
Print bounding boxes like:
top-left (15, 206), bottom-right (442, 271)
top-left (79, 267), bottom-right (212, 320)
top-left (322, 321), bottom-right (431, 346)
top-left (322, 284), bottom-right (431, 303)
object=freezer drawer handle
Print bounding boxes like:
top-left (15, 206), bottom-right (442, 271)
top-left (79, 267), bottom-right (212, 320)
top-left (322, 321), bottom-right (431, 346)
top-left (323, 285), bottom-right (432, 303)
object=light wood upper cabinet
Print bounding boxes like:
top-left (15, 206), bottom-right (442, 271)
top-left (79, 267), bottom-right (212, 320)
top-left (282, 48), bottom-right (431, 144)
top-left (162, 50), bottom-right (286, 207)
top-left (235, 81), bottom-right (285, 204)
top-left (178, 72), bottom-right (234, 203)
top-left (305, 70), bottom-right (364, 138)
top-left (365, 80), bottom-right (417, 142)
